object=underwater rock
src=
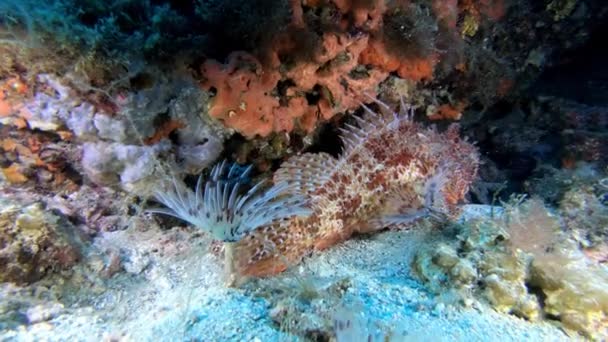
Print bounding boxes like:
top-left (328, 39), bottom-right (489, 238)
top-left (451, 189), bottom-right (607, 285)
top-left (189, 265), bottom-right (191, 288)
top-left (450, 259), bottom-right (477, 285)
top-left (413, 203), bottom-right (543, 321)
top-left (0, 199), bottom-right (84, 284)
top-left (560, 185), bottom-right (608, 249)
top-left (530, 246), bottom-right (608, 339)
top-left (18, 75), bottom-right (129, 143)
top-left (200, 32), bottom-right (388, 138)
top-left (167, 86), bottom-right (228, 174)
top-left (414, 199), bottom-right (608, 337)
top-left (539, 97), bottom-right (608, 167)
top-left (44, 184), bottom-right (134, 235)
top-left (432, 243), bottom-right (460, 268)
top-left (68, 82), bottom-right (222, 190)
top-left (0, 125), bottom-right (82, 190)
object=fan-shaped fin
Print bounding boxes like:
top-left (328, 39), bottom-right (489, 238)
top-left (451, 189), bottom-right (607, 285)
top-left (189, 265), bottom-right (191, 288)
top-left (339, 96), bottom-right (415, 157)
top-left (339, 103), bottom-right (387, 156)
top-left (274, 152), bottom-right (338, 195)
top-left (363, 164), bottom-right (451, 231)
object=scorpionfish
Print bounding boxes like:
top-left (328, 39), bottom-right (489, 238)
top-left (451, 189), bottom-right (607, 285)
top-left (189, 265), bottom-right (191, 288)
top-left (234, 98), bottom-right (479, 276)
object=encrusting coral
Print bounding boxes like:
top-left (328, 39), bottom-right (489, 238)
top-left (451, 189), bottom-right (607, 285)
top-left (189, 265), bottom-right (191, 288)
top-left (198, 0), bottom-right (519, 139)
top-left (200, 32), bottom-right (387, 138)
top-left (199, 0), bottom-right (458, 138)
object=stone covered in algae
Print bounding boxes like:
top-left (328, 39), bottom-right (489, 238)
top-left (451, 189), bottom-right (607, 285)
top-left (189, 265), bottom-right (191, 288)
top-left (413, 217), bottom-right (541, 321)
top-left (413, 201), bottom-right (608, 339)
top-left (530, 246), bottom-right (608, 339)
top-left (0, 199), bottom-right (84, 284)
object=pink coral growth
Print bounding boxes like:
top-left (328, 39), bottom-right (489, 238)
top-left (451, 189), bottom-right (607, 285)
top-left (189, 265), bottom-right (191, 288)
top-left (200, 32), bottom-right (388, 138)
top-left (198, 0), bottom-right (501, 138)
top-left (332, 0), bottom-right (386, 29)
top-left (199, 0), bottom-right (466, 138)
top-left (201, 52), bottom-right (288, 137)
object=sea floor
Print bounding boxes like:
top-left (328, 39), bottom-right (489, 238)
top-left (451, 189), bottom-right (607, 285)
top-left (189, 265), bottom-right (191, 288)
top-left (0, 206), bottom-right (577, 341)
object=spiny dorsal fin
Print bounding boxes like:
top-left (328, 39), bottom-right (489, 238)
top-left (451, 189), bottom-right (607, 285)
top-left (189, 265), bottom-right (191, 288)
top-left (274, 152), bottom-right (338, 195)
top-left (340, 97), bottom-right (414, 157)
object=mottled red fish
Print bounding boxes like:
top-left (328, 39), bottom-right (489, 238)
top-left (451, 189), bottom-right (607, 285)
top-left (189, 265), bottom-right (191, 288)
top-left (235, 98), bottom-right (479, 276)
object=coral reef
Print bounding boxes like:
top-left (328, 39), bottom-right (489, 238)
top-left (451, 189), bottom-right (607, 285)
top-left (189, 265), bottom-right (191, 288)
top-left (0, 203), bottom-right (580, 341)
top-left (200, 32), bottom-right (387, 138)
top-left (81, 141), bottom-right (171, 190)
top-left (0, 0), bottom-right (209, 84)
top-left (196, 0), bottom-right (459, 138)
top-left (560, 180), bottom-right (608, 249)
top-left (197, 0), bottom-right (607, 151)
top-left (0, 0), bottom-right (607, 339)
top-left (413, 213), bottom-right (542, 321)
top-left (550, 97), bottom-right (608, 167)
top-left (0, 125), bottom-right (81, 191)
top-left (1, 0), bottom-right (604, 179)
top-left (196, 0), bottom-right (462, 138)
top-left (466, 94), bottom-right (608, 205)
